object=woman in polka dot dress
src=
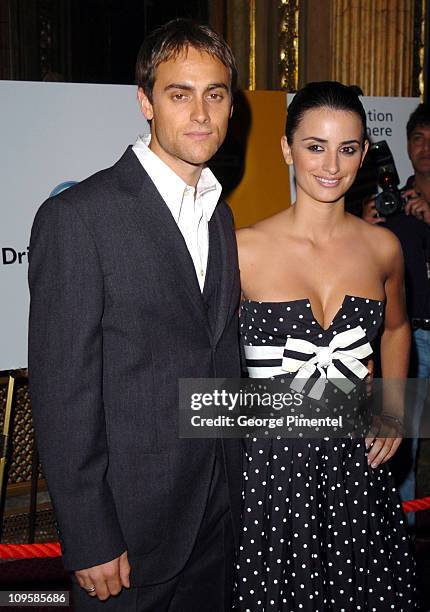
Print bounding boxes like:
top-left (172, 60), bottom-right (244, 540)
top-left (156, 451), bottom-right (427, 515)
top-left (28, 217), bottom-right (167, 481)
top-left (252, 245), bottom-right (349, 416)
top-left (234, 82), bottom-right (417, 611)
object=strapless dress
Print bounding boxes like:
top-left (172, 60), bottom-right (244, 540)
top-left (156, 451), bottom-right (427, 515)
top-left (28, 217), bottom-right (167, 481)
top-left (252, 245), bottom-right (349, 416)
top-left (234, 296), bottom-right (417, 611)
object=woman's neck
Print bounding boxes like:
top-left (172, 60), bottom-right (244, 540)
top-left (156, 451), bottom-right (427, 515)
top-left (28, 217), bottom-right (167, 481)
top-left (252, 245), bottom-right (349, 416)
top-left (290, 193), bottom-right (347, 242)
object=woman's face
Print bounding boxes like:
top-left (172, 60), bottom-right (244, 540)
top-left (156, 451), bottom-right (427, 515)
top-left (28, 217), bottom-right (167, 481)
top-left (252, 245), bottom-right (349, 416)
top-left (281, 107), bottom-right (368, 204)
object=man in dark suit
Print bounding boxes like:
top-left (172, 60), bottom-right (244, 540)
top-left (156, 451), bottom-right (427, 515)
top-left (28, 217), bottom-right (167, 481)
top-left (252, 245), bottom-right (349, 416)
top-left (28, 19), bottom-right (242, 611)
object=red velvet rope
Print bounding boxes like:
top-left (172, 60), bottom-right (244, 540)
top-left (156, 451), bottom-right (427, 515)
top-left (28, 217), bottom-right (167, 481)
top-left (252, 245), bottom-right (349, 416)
top-left (1, 496), bottom-right (430, 560)
top-left (402, 495), bottom-right (430, 514)
top-left (0, 542), bottom-right (61, 559)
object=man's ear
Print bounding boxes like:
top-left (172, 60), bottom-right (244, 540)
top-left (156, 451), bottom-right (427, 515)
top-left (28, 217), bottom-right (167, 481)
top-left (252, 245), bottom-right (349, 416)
top-left (137, 87), bottom-right (154, 121)
top-left (281, 135), bottom-right (293, 165)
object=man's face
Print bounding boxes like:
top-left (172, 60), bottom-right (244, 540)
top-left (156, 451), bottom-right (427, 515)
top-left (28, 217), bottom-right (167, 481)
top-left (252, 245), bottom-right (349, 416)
top-left (138, 47), bottom-right (232, 181)
top-left (408, 124), bottom-right (430, 175)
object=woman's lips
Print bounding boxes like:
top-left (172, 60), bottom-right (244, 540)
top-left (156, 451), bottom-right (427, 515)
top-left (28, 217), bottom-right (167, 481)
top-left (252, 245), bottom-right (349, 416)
top-left (314, 175), bottom-right (342, 187)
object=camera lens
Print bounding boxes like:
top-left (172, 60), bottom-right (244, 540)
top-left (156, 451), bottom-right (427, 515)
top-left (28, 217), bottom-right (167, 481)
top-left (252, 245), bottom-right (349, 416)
top-left (375, 191), bottom-right (403, 216)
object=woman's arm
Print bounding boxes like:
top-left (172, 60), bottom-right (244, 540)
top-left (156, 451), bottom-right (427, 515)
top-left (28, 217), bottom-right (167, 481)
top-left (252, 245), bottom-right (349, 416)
top-left (236, 227), bottom-right (255, 300)
top-left (366, 233), bottom-right (411, 468)
top-left (380, 236), bottom-right (411, 378)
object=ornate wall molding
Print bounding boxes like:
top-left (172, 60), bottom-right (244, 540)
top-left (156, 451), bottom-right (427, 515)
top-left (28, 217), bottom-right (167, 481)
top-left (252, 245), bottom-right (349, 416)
top-left (279, 0), bottom-right (299, 91)
top-left (248, 0), bottom-right (256, 90)
top-left (330, 0), bottom-right (425, 97)
top-left (216, 0), bottom-right (281, 91)
top-left (412, 0), bottom-right (427, 97)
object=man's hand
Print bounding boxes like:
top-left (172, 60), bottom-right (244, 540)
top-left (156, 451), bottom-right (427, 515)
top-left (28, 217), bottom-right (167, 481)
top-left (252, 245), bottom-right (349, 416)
top-left (75, 551), bottom-right (130, 601)
top-left (362, 197), bottom-right (386, 224)
top-left (403, 187), bottom-right (430, 223)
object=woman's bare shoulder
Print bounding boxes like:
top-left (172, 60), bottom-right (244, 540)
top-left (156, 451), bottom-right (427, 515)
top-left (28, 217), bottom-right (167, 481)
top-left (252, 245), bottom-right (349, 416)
top-left (362, 217), bottom-right (400, 249)
top-left (236, 226), bottom-right (266, 269)
top-left (237, 209), bottom-right (290, 244)
top-left (349, 214), bottom-right (402, 262)
top-left (236, 212), bottom-right (288, 271)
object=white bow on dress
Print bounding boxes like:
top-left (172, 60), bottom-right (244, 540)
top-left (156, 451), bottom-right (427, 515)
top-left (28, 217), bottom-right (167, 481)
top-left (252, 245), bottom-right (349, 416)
top-left (281, 325), bottom-right (372, 400)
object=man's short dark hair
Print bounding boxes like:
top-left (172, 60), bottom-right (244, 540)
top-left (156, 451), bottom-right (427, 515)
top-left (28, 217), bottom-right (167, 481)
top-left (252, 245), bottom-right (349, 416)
top-left (135, 18), bottom-right (237, 102)
top-left (407, 103), bottom-right (430, 139)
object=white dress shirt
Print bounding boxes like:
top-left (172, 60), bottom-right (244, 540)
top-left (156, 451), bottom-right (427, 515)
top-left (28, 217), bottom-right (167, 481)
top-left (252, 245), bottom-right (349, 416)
top-left (132, 135), bottom-right (222, 291)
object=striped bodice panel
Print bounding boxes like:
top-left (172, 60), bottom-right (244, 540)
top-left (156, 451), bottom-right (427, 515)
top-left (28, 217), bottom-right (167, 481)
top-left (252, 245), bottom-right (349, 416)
top-left (240, 296), bottom-right (384, 386)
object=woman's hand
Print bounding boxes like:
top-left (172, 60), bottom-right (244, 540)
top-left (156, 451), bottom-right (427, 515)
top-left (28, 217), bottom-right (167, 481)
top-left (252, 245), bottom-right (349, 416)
top-left (365, 415), bottom-right (403, 468)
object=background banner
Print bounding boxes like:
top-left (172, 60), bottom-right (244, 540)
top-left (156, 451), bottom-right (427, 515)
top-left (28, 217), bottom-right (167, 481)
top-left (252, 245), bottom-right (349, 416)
top-left (0, 81), bottom-right (149, 370)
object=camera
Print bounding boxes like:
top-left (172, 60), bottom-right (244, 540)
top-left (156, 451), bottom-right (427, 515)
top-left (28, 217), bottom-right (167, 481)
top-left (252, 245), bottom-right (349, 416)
top-left (371, 140), bottom-right (407, 216)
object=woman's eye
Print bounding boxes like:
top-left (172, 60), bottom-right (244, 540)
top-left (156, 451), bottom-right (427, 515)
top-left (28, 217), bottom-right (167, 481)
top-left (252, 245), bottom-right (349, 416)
top-left (307, 144), bottom-right (323, 152)
top-left (340, 146), bottom-right (357, 155)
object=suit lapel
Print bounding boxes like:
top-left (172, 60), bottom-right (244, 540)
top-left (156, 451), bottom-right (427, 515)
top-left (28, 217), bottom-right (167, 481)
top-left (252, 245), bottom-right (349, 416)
top-left (114, 148), bottom-right (239, 344)
top-left (212, 206), bottom-right (239, 345)
top-left (115, 147), bottom-right (211, 335)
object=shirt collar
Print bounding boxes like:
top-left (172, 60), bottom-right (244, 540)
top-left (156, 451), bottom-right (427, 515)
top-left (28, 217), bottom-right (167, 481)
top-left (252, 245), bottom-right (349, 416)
top-left (132, 134), bottom-right (221, 222)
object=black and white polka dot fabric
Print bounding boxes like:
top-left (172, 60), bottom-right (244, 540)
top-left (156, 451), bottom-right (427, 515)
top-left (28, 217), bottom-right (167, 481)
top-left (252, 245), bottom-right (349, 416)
top-left (234, 296), bottom-right (417, 611)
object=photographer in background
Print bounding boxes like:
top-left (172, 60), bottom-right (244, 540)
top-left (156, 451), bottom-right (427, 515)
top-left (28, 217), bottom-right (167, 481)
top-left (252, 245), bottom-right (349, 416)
top-left (363, 103), bottom-right (430, 518)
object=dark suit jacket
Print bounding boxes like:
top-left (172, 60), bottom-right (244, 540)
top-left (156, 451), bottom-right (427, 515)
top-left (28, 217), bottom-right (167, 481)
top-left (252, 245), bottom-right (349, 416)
top-left (28, 147), bottom-right (242, 585)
